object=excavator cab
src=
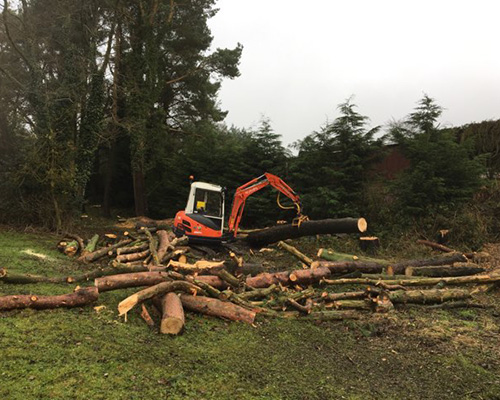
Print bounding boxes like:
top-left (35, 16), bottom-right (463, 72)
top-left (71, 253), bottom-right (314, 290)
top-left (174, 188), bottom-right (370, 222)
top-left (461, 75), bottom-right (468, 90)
top-left (173, 181), bottom-right (226, 244)
top-left (174, 173), bottom-right (304, 244)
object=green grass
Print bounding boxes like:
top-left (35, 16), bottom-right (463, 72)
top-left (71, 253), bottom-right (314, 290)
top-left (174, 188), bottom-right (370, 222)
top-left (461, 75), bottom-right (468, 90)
top-left (1, 229), bottom-right (500, 399)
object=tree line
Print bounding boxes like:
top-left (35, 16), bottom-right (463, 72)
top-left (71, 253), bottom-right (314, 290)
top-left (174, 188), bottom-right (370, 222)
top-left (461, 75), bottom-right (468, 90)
top-left (1, 0), bottom-right (499, 246)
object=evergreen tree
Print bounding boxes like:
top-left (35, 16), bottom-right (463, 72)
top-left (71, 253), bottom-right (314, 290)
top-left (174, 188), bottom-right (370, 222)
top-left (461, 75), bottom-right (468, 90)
top-left (291, 99), bottom-right (381, 219)
top-left (391, 95), bottom-right (485, 217)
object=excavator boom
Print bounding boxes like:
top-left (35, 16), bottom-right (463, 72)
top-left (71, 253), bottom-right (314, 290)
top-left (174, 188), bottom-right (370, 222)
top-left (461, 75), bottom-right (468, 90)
top-left (227, 173), bottom-right (302, 237)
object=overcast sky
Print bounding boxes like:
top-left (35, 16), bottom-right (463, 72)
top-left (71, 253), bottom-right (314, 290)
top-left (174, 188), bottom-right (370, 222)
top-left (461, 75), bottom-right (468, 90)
top-left (208, 0), bottom-right (500, 145)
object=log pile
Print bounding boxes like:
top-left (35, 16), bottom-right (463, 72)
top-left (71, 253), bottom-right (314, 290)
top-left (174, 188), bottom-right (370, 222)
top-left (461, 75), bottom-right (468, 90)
top-left (0, 228), bottom-right (499, 336)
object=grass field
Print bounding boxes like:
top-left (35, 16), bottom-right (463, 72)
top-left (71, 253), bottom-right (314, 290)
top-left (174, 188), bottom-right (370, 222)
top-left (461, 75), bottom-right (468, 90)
top-left (1, 227), bottom-right (500, 399)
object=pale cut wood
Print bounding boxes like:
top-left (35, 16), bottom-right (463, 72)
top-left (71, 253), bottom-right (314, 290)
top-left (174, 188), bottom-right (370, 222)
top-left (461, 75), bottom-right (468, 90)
top-left (160, 293), bottom-right (185, 334)
top-left (167, 260), bottom-right (225, 274)
top-left (118, 281), bottom-right (202, 316)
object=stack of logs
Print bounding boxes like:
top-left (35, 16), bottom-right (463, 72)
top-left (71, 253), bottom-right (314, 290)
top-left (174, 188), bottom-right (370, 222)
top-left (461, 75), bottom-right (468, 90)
top-left (1, 229), bottom-right (499, 335)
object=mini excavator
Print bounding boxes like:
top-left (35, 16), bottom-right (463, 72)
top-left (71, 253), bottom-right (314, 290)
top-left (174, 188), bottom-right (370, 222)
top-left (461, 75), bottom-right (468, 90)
top-left (173, 173), bottom-right (306, 244)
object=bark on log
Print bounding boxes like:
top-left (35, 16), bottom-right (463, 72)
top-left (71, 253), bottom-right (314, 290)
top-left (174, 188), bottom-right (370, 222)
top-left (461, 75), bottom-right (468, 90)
top-left (78, 239), bottom-right (132, 263)
top-left (245, 218), bottom-right (367, 246)
top-left (160, 293), bottom-right (185, 334)
top-left (115, 249), bottom-right (150, 263)
top-left (246, 271), bottom-right (291, 288)
top-left (405, 265), bottom-right (486, 277)
top-left (95, 271), bottom-right (171, 292)
top-left (388, 288), bottom-right (471, 304)
top-left (179, 294), bottom-right (256, 324)
top-left (359, 236), bottom-right (380, 253)
top-left (140, 304), bottom-right (155, 328)
top-left (156, 230), bottom-right (170, 262)
top-left (321, 291), bottom-right (366, 301)
top-left (167, 260), bottom-right (225, 274)
top-left (387, 253), bottom-right (468, 275)
top-left (0, 287), bottom-right (99, 311)
top-left (0, 265), bottom-right (151, 285)
top-left (317, 249), bottom-right (390, 266)
top-left (289, 267), bottom-right (333, 285)
top-left (322, 270), bottom-right (500, 287)
top-left (416, 239), bottom-right (456, 253)
top-left (278, 241), bottom-right (313, 266)
top-left (278, 310), bottom-right (360, 320)
top-left (118, 281), bottom-right (203, 315)
top-left (116, 242), bottom-right (149, 256)
top-left (311, 260), bottom-right (385, 274)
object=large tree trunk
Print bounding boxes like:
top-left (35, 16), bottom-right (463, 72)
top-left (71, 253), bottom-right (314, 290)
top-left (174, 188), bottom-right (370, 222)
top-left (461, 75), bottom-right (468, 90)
top-left (179, 294), bottom-right (256, 324)
top-left (160, 292), bottom-right (185, 335)
top-left (245, 218), bottom-right (367, 246)
top-left (133, 170), bottom-right (148, 217)
top-left (0, 287), bottom-right (99, 311)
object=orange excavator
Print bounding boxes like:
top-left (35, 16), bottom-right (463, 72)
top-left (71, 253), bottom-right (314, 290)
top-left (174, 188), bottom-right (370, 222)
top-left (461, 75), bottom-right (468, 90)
top-left (173, 173), bottom-right (306, 244)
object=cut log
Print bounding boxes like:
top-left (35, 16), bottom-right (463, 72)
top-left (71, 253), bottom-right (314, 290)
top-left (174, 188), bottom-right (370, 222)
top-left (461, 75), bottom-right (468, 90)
top-left (78, 239), bottom-right (132, 263)
top-left (388, 288), bottom-right (471, 304)
top-left (160, 293), bottom-right (185, 334)
top-left (245, 218), bottom-right (367, 246)
top-left (118, 281), bottom-right (202, 315)
top-left (311, 260), bottom-right (385, 274)
top-left (167, 260), bottom-right (225, 274)
top-left (144, 229), bottom-right (160, 266)
top-left (322, 270), bottom-right (500, 287)
top-left (278, 310), bottom-right (360, 320)
top-left (156, 230), bottom-right (170, 262)
top-left (278, 241), bottom-right (313, 266)
top-left (83, 234), bottom-right (100, 254)
top-left (115, 249), bottom-right (150, 263)
top-left (63, 240), bottom-right (79, 257)
top-left (116, 242), bottom-right (149, 256)
top-left (317, 249), bottom-right (390, 265)
top-left (416, 239), bottom-right (456, 253)
top-left (405, 265), bottom-right (486, 277)
top-left (0, 287), bottom-right (99, 311)
top-left (387, 253), bottom-right (468, 275)
top-left (321, 291), bottom-right (366, 301)
top-left (95, 271), bottom-right (171, 292)
top-left (179, 294), bottom-right (256, 324)
top-left (246, 271), bottom-right (291, 288)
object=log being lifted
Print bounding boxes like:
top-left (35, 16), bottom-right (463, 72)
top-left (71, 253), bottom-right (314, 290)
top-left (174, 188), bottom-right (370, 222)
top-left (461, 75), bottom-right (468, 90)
top-left (245, 218), bottom-right (367, 246)
top-left (179, 294), bottom-right (256, 324)
top-left (0, 287), bottom-right (99, 311)
top-left (160, 292), bottom-right (185, 334)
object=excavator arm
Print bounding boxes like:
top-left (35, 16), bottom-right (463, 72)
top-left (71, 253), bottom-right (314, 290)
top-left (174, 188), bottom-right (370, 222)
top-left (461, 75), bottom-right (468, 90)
top-left (227, 173), bottom-right (304, 237)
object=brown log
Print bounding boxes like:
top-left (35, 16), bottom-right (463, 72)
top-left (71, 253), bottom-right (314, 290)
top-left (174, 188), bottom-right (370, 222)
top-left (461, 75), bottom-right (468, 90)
top-left (388, 288), bottom-right (471, 304)
top-left (0, 287), bottom-right (99, 311)
top-left (289, 267), bottom-right (333, 285)
top-left (0, 265), bottom-right (151, 285)
top-left (278, 310), bottom-right (360, 320)
top-left (387, 253), bottom-right (468, 275)
top-left (321, 291), bottom-right (366, 301)
top-left (311, 260), bottom-right (385, 274)
top-left (78, 239), bottom-right (132, 263)
top-left (116, 242), bottom-right (149, 256)
top-left (160, 293), bottom-right (185, 334)
top-left (156, 230), bottom-right (170, 261)
top-left (322, 270), bottom-right (500, 287)
top-left (116, 249), bottom-right (150, 263)
top-left (246, 271), bottom-right (291, 288)
top-left (278, 241), bottom-right (313, 266)
top-left (179, 294), bottom-right (256, 324)
top-left (245, 218), bottom-right (367, 246)
top-left (118, 281), bottom-right (202, 315)
top-left (95, 271), bottom-right (171, 292)
top-left (359, 236), bottom-right (380, 253)
top-left (168, 260), bottom-right (225, 274)
top-left (405, 265), bottom-right (486, 277)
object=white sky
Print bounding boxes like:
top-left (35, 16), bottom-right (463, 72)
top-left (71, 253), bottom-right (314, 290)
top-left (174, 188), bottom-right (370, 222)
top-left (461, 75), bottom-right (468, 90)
top-left (209, 0), bottom-right (500, 145)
